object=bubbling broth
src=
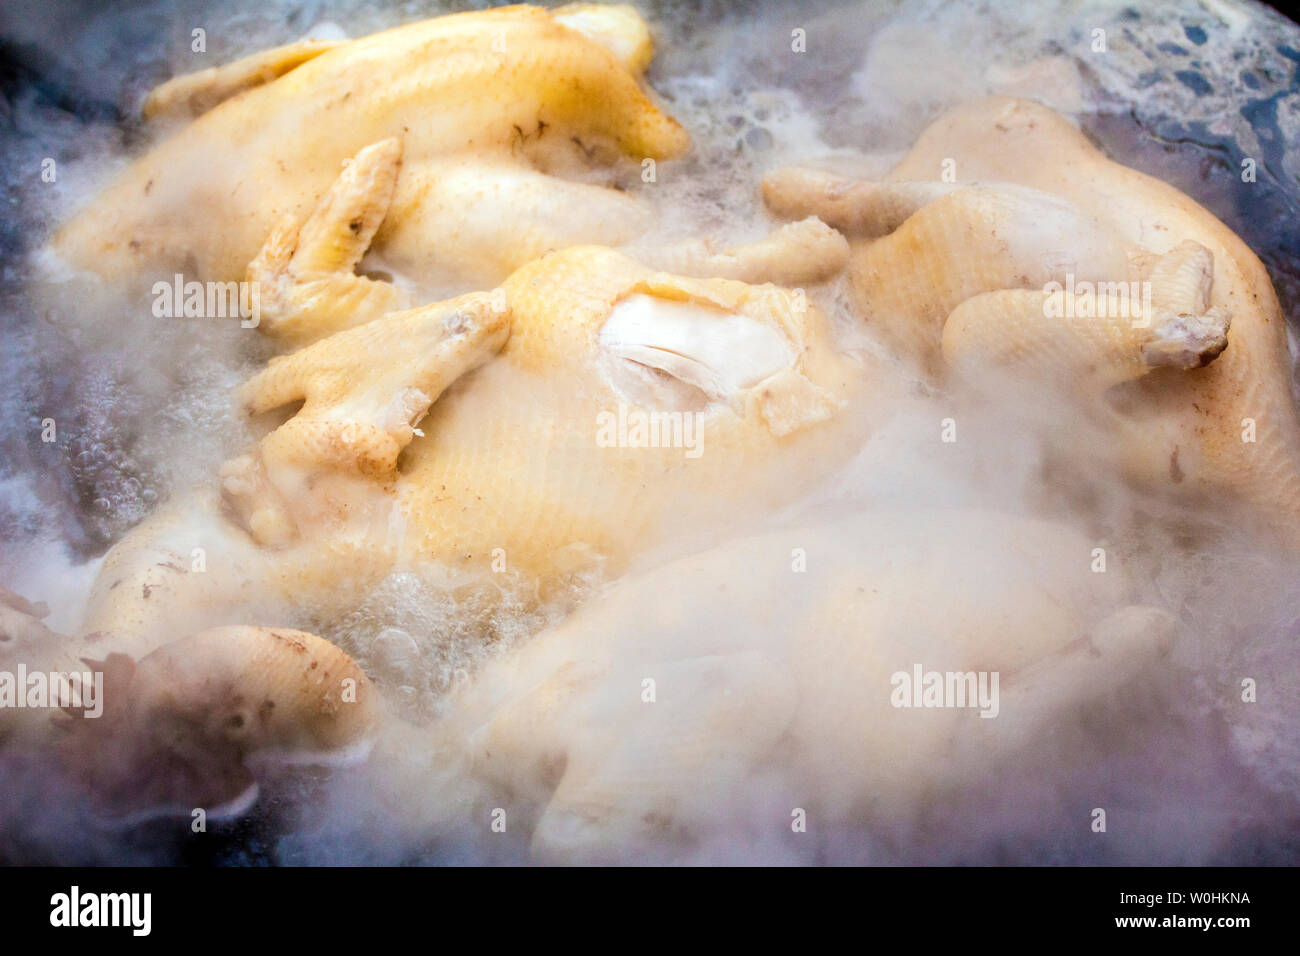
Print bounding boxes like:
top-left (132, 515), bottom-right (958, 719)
top-left (1, 0), bottom-right (1299, 864)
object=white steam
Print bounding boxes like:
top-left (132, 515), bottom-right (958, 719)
top-left (2, 0), bottom-right (1299, 865)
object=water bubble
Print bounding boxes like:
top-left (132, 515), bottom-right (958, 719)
top-left (371, 626), bottom-right (421, 678)
top-left (744, 127), bottom-right (773, 151)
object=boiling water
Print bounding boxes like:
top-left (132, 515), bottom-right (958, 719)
top-left (1, 0), bottom-right (1299, 864)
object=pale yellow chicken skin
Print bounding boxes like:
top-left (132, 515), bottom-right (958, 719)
top-left (368, 509), bottom-right (1171, 861)
top-left (22, 54), bottom-right (1285, 837)
top-left (67, 245), bottom-right (868, 666)
top-left (51, 4), bottom-right (689, 287)
top-left (5, 244), bottom-right (868, 818)
top-left (763, 97), bottom-right (1300, 536)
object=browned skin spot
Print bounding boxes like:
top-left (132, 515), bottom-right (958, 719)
top-left (271, 630), bottom-right (308, 654)
top-left (1170, 446), bottom-right (1184, 483)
